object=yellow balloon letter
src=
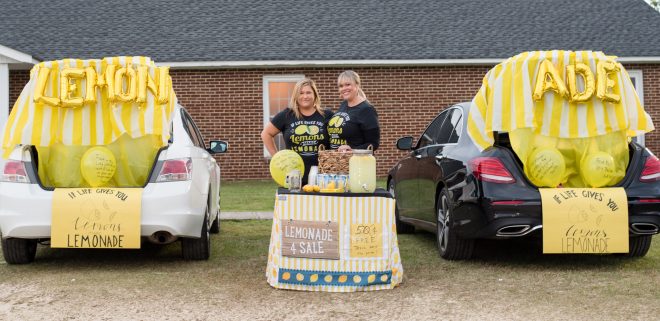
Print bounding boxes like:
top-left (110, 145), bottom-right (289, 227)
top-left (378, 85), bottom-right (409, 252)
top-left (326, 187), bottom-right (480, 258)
top-left (533, 59), bottom-right (568, 101)
top-left (59, 68), bottom-right (85, 108)
top-left (84, 67), bottom-right (98, 104)
top-left (566, 62), bottom-right (595, 102)
top-left (114, 65), bottom-right (138, 103)
top-left (156, 66), bottom-right (171, 104)
top-left (33, 66), bottom-right (60, 106)
top-left (596, 60), bottom-right (620, 103)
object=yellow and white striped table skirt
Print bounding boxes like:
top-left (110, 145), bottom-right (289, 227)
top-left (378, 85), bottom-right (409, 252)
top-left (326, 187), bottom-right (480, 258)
top-left (266, 191), bottom-right (403, 292)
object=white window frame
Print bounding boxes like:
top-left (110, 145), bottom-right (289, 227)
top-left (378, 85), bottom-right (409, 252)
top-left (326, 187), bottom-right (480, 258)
top-left (627, 69), bottom-right (645, 146)
top-left (262, 74), bottom-right (305, 157)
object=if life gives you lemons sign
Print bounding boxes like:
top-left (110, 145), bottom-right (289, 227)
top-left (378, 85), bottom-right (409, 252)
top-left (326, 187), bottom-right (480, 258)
top-left (51, 188), bottom-right (142, 249)
top-left (540, 188), bottom-right (628, 253)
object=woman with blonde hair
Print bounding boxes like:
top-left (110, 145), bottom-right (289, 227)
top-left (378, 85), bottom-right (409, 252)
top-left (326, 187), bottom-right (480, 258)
top-left (261, 78), bottom-right (333, 184)
top-left (328, 70), bottom-right (380, 152)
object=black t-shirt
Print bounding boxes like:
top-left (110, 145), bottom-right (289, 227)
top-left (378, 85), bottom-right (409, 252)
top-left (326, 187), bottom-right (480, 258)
top-left (328, 101), bottom-right (380, 150)
top-left (271, 108), bottom-right (334, 182)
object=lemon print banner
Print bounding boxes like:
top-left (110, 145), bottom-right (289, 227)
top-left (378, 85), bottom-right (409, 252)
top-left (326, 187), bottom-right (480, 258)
top-left (2, 56), bottom-right (176, 157)
top-left (467, 50), bottom-right (654, 151)
top-left (540, 188), bottom-right (628, 253)
top-left (267, 191), bottom-right (403, 292)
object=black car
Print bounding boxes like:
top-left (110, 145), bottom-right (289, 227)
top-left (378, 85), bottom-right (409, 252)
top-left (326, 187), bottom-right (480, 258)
top-left (388, 102), bottom-right (660, 260)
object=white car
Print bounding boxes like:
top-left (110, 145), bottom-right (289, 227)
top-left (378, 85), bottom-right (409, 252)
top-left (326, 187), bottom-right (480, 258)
top-left (0, 104), bottom-right (227, 263)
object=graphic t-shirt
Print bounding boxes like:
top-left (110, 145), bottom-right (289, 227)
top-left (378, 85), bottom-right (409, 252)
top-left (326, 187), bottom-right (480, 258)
top-left (271, 108), bottom-right (334, 182)
top-left (328, 101), bottom-right (380, 150)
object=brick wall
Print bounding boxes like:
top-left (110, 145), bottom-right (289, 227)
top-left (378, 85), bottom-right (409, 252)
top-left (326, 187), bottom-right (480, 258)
top-left (8, 65), bottom-right (660, 180)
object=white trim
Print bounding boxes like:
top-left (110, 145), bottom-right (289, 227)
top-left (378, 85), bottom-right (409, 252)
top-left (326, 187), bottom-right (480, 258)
top-left (158, 57), bottom-right (660, 69)
top-left (628, 69), bottom-right (645, 146)
top-left (0, 63), bottom-right (8, 132)
top-left (262, 75), bottom-right (305, 157)
top-left (0, 44), bottom-right (38, 64)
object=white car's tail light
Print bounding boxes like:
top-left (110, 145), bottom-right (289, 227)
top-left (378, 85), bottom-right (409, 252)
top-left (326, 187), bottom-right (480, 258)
top-left (640, 155), bottom-right (660, 183)
top-left (468, 157), bottom-right (516, 184)
top-left (156, 158), bottom-right (192, 182)
top-left (1, 160), bottom-right (30, 183)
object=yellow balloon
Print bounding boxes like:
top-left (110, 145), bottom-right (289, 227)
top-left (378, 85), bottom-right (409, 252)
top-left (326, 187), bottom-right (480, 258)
top-left (80, 146), bottom-right (117, 187)
top-left (580, 151), bottom-right (616, 188)
top-left (526, 147), bottom-right (565, 187)
top-left (269, 150), bottom-right (304, 187)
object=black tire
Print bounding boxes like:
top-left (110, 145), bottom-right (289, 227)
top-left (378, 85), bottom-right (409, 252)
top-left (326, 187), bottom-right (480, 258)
top-left (388, 179), bottom-right (414, 234)
top-left (436, 189), bottom-right (474, 260)
top-left (626, 235), bottom-right (652, 257)
top-left (181, 207), bottom-right (211, 260)
top-left (1, 237), bottom-right (38, 264)
top-left (210, 210), bottom-right (220, 234)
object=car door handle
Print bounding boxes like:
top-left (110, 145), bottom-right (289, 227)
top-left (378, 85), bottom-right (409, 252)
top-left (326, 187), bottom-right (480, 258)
top-left (435, 155), bottom-right (445, 161)
top-left (415, 154), bottom-right (422, 159)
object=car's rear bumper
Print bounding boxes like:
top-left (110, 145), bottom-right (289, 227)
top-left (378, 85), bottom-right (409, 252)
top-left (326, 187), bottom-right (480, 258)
top-left (0, 181), bottom-right (208, 239)
top-left (454, 201), bottom-right (660, 239)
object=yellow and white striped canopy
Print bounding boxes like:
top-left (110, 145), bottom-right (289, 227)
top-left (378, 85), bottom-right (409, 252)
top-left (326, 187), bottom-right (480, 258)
top-left (2, 56), bottom-right (176, 157)
top-left (467, 50), bottom-right (654, 151)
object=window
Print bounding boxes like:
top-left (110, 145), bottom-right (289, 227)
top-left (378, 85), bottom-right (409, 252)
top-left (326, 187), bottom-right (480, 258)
top-left (263, 75), bottom-right (305, 157)
top-left (627, 70), bottom-right (645, 146)
top-left (181, 110), bottom-right (204, 148)
top-left (417, 111), bottom-right (448, 148)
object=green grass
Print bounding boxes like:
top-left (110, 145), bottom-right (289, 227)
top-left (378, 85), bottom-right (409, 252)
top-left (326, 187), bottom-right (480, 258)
top-left (220, 178), bottom-right (388, 212)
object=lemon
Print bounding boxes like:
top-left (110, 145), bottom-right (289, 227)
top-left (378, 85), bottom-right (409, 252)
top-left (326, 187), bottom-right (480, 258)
top-left (329, 116), bottom-right (339, 126)
top-left (327, 182), bottom-right (336, 189)
top-left (353, 275), bottom-right (362, 283)
top-left (296, 273), bottom-right (305, 281)
top-left (308, 125), bottom-right (319, 135)
top-left (313, 185), bottom-right (320, 192)
top-left (294, 125), bottom-right (307, 135)
top-left (282, 272), bottom-right (291, 280)
top-left (324, 275), bottom-right (333, 283)
top-left (335, 118), bottom-right (344, 127)
top-left (338, 275), bottom-right (348, 283)
top-left (367, 274), bottom-right (376, 283)
top-left (310, 274), bottom-right (319, 283)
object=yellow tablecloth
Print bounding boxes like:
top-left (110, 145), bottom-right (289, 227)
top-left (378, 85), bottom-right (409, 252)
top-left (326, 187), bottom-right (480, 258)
top-left (266, 189), bottom-right (403, 292)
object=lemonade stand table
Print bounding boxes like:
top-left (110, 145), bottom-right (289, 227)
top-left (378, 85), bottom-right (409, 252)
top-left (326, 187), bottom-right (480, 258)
top-left (266, 188), bottom-right (403, 292)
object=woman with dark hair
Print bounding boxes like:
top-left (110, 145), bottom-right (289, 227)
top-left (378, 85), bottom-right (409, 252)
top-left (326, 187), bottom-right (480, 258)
top-left (261, 78), bottom-right (333, 184)
top-left (328, 70), bottom-right (380, 152)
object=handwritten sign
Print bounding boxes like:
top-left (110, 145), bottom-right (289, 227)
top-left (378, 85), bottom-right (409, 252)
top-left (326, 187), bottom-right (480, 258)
top-left (281, 220), bottom-right (339, 259)
top-left (51, 188), bottom-right (142, 248)
top-left (350, 223), bottom-right (383, 258)
top-left (540, 188), bottom-right (628, 254)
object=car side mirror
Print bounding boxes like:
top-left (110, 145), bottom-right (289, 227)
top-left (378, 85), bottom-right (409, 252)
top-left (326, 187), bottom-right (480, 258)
top-left (208, 140), bottom-right (228, 154)
top-left (396, 137), bottom-right (414, 150)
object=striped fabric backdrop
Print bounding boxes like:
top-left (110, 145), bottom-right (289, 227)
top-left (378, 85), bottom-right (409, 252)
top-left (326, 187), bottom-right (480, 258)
top-left (467, 50), bottom-right (654, 151)
top-left (2, 57), bottom-right (176, 157)
top-left (267, 193), bottom-right (403, 292)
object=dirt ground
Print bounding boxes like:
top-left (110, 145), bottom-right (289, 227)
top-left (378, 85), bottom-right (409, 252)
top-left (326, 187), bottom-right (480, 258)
top-left (1, 221), bottom-right (659, 321)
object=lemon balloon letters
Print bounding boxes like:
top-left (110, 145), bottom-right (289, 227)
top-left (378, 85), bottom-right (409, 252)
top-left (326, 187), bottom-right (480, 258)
top-left (581, 151), bottom-right (616, 188)
top-left (270, 150), bottom-right (305, 187)
top-left (526, 147), bottom-right (565, 187)
top-left (80, 146), bottom-right (117, 187)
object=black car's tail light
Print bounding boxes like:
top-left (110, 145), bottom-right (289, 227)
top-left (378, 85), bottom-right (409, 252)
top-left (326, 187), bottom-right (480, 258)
top-left (640, 155), bottom-right (660, 183)
top-left (468, 157), bottom-right (515, 184)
